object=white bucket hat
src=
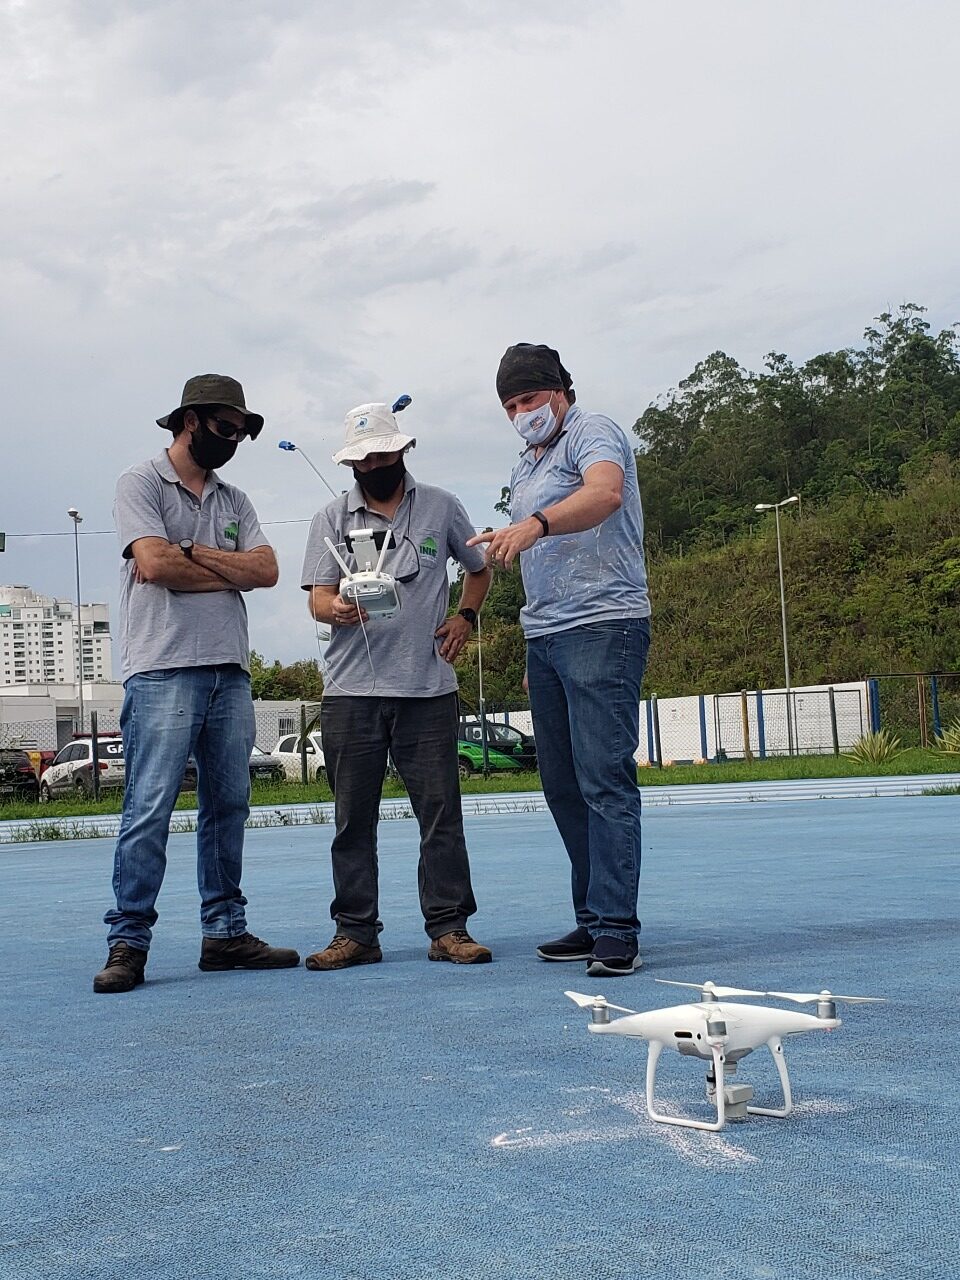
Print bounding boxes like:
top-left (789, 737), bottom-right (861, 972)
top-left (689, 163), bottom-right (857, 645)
top-left (332, 403), bottom-right (416, 465)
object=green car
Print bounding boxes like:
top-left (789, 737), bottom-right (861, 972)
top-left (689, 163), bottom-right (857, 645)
top-left (457, 717), bottom-right (538, 776)
top-left (456, 738), bottom-right (522, 779)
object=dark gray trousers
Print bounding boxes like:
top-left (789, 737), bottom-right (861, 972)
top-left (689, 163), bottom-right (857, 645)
top-left (319, 692), bottom-right (478, 945)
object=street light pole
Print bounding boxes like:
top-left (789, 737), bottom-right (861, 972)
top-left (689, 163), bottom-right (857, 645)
top-left (755, 496), bottom-right (799, 755)
top-left (476, 610), bottom-right (489, 776)
top-left (67, 508), bottom-right (84, 733)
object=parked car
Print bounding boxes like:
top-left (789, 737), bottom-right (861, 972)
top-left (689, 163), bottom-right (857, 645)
top-left (40, 736), bottom-right (126, 801)
top-left (249, 746), bottom-right (285, 785)
top-left (25, 749), bottom-right (57, 780)
top-left (270, 731), bottom-right (326, 782)
top-left (458, 717), bottom-right (538, 771)
top-left (0, 748), bottom-right (41, 802)
top-left (455, 737), bottom-right (523, 780)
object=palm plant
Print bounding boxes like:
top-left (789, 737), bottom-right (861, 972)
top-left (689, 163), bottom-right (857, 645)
top-left (932, 717), bottom-right (960, 754)
top-left (843, 729), bottom-right (905, 766)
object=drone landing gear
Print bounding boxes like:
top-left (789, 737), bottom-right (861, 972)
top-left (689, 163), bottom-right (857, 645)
top-left (644, 1036), bottom-right (792, 1131)
top-left (645, 1042), bottom-right (727, 1131)
top-left (745, 1036), bottom-right (792, 1119)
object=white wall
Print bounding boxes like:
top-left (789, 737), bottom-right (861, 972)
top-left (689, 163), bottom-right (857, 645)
top-left (499, 682), bottom-right (869, 764)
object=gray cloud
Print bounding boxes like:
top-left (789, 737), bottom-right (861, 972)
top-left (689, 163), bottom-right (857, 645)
top-left (2, 0), bottom-right (959, 665)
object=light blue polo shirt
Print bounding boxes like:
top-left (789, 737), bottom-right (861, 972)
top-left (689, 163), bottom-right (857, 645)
top-left (509, 405), bottom-right (650, 637)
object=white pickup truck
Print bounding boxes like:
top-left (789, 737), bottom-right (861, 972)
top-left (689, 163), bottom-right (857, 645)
top-left (269, 731), bottom-right (326, 782)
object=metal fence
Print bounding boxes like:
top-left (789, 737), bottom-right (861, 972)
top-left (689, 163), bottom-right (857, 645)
top-left (8, 676), bottom-right (959, 776)
top-left (0, 717), bottom-right (60, 751)
top-left (713, 687), bottom-right (865, 760)
top-left (866, 672), bottom-right (960, 748)
top-left (641, 682), bottom-right (869, 764)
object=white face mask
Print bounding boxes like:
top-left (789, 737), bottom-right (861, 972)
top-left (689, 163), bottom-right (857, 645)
top-left (512, 396), bottom-right (559, 446)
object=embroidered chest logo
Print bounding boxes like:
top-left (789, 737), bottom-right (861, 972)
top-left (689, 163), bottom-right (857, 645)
top-left (224, 521), bottom-right (239, 543)
top-left (419, 536), bottom-right (438, 559)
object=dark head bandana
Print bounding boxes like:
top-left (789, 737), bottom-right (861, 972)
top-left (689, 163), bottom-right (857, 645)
top-left (496, 343), bottom-right (575, 405)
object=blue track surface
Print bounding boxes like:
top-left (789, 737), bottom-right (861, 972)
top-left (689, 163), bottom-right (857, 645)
top-left (1, 798), bottom-right (957, 1279)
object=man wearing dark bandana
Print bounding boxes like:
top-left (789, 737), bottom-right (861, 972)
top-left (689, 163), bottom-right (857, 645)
top-left (470, 345), bottom-right (651, 977)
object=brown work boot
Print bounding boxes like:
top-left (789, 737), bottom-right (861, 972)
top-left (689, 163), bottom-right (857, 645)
top-left (428, 930), bottom-right (492, 965)
top-left (304, 935), bottom-right (383, 971)
top-left (93, 942), bottom-right (148, 994)
top-left (198, 932), bottom-right (300, 971)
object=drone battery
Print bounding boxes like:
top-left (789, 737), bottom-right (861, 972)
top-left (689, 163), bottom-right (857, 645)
top-left (722, 1083), bottom-right (754, 1121)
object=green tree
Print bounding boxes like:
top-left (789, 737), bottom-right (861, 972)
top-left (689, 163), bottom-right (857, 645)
top-left (454, 623), bottom-right (528, 710)
top-left (634, 304), bottom-right (960, 553)
top-left (250, 650), bottom-right (324, 700)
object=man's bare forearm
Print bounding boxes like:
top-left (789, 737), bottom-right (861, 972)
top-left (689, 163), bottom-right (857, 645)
top-left (538, 480), bottom-right (622, 535)
top-left (189, 543), bottom-right (279, 590)
top-left (460, 567), bottom-right (492, 614)
top-left (308, 585), bottom-right (340, 625)
top-left (140, 546), bottom-right (233, 592)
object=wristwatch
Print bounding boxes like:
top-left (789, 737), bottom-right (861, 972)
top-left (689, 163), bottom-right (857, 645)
top-left (531, 510), bottom-right (550, 537)
top-left (458, 607), bottom-right (478, 628)
top-left (179, 539), bottom-right (194, 559)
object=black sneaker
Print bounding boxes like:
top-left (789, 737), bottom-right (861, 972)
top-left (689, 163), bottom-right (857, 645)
top-left (93, 942), bottom-right (148, 994)
top-left (586, 934), bottom-right (641, 977)
top-left (536, 926), bottom-right (595, 962)
top-left (199, 932), bottom-right (300, 971)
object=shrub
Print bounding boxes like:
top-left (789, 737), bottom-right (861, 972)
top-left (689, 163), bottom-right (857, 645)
top-left (933, 717), bottom-right (960, 754)
top-left (844, 729), bottom-right (905, 765)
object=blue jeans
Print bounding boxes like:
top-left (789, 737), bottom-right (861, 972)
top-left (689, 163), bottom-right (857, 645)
top-left (526, 617), bottom-right (650, 944)
top-left (104, 665), bottom-right (256, 951)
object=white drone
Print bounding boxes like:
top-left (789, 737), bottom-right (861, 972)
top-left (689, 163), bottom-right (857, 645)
top-left (565, 980), bottom-right (884, 1132)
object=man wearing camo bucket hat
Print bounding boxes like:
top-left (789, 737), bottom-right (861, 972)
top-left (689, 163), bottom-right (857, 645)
top-left (93, 374), bottom-right (300, 994)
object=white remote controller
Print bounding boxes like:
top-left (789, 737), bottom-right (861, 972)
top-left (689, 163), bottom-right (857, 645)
top-left (324, 530), bottom-right (401, 620)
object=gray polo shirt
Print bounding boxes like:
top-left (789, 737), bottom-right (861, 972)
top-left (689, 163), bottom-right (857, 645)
top-left (301, 473), bottom-right (486, 698)
top-left (114, 450), bottom-right (271, 681)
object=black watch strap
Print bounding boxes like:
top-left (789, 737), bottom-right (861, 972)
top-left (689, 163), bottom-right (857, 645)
top-left (531, 510), bottom-right (550, 537)
top-left (458, 607), bottom-right (478, 628)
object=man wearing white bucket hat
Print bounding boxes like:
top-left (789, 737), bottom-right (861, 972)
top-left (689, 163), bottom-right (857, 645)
top-left (300, 402), bottom-right (493, 970)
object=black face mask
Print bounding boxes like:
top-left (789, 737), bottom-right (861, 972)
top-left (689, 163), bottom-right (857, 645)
top-left (188, 421), bottom-right (239, 471)
top-left (353, 456), bottom-right (405, 503)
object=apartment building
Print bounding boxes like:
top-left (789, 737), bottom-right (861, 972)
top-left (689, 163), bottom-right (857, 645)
top-left (0, 586), bottom-right (112, 688)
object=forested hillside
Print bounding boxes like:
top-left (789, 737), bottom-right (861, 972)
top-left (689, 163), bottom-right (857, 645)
top-left (261, 304), bottom-right (960, 704)
top-left (456, 304), bottom-right (960, 704)
top-left (635, 303), bottom-right (960, 553)
top-left (646, 463), bottom-right (960, 694)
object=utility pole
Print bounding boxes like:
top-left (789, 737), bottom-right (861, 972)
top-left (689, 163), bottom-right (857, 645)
top-left (754, 496), bottom-right (799, 755)
top-left (67, 508), bottom-right (84, 733)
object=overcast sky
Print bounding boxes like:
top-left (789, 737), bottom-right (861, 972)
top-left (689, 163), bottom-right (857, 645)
top-left (3, 0), bottom-right (959, 666)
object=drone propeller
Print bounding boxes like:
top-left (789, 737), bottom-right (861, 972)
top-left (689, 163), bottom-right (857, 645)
top-left (654, 979), bottom-right (769, 999)
top-left (766, 989), bottom-right (885, 1005)
top-left (565, 991), bottom-right (637, 1016)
